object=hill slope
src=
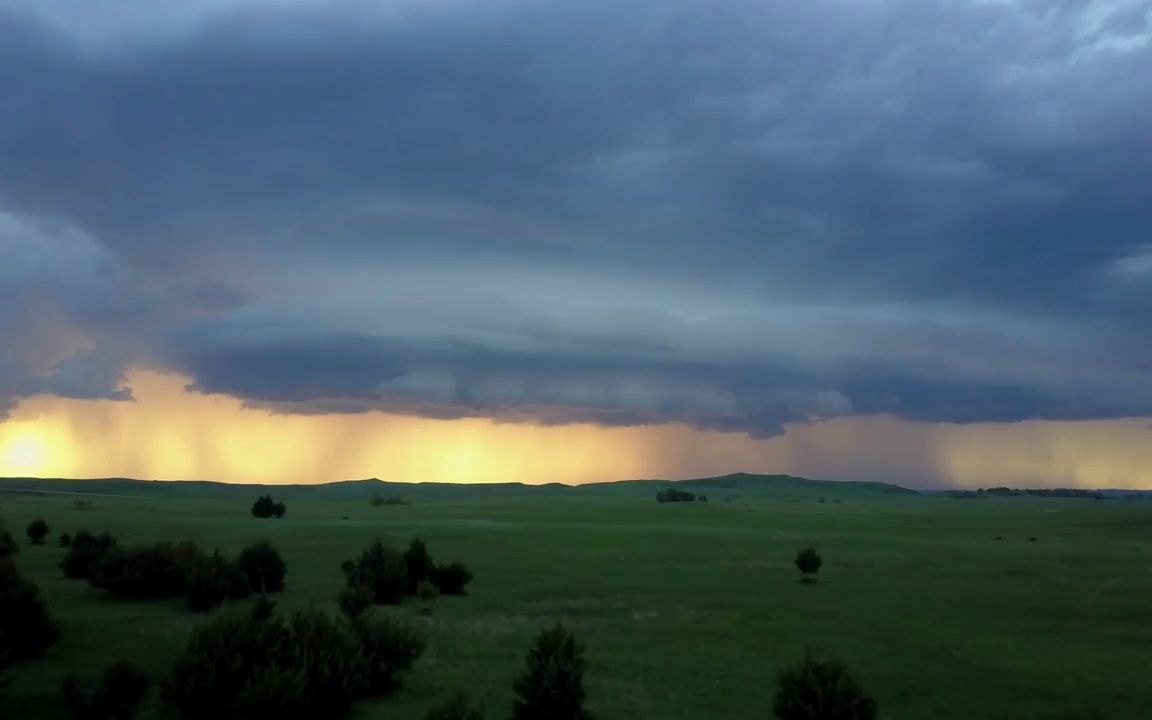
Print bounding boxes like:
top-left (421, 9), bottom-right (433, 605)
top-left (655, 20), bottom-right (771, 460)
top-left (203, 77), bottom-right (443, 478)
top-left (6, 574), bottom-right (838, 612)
top-left (0, 472), bottom-right (916, 500)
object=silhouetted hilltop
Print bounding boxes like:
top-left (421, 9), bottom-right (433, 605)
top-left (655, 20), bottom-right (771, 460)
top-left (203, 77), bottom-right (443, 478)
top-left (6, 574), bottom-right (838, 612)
top-left (0, 471), bottom-right (920, 501)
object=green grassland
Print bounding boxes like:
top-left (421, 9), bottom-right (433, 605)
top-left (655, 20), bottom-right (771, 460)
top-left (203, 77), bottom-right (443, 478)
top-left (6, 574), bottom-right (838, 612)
top-left (2, 475), bottom-right (1150, 720)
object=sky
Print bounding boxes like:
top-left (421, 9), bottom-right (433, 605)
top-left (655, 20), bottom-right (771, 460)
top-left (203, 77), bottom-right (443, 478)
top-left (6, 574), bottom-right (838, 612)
top-left (1, 0), bottom-right (1151, 487)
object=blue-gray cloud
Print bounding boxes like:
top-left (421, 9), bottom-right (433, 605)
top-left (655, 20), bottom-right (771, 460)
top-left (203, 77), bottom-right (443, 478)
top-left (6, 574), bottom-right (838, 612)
top-left (1, 0), bottom-right (1151, 433)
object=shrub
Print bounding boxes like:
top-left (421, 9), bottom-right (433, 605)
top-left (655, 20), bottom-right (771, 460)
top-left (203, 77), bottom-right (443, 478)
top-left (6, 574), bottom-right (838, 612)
top-left (347, 540), bottom-right (407, 605)
top-left (337, 585), bottom-right (375, 620)
top-left (61, 531), bottom-right (118, 579)
top-left (0, 559), bottom-right (59, 668)
top-left (417, 579), bottom-right (439, 615)
top-left (773, 652), bottom-right (877, 720)
top-left (186, 552), bottom-right (252, 612)
top-left (237, 541), bottom-right (286, 594)
top-left (656, 488), bottom-right (696, 503)
top-left (88, 542), bottom-right (203, 600)
top-left (430, 562), bottom-right (473, 595)
top-left (404, 538), bottom-right (434, 594)
top-left (340, 559), bottom-right (355, 575)
top-left (369, 494), bottom-right (385, 507)
top-left (512, 624), bottom-right (592, 720)
top-left (73, 499), bottom-right (93, 510)
top-left (795, 547), bottom-right (822, 582)
top-left (63, 661), bottom-right (150, 720)
top-left (426, 694), bottom-right (486, 720)
top-left (27, 518), bottom-right (50, 544)
top-left (60, 532), bottom-right (73, 548)
top-left (0, 527), bottom-right (18, 558)
top-left (250, 495), bottom-right (286, 519)
top-left (350, 614), bottom-right (425, 696)
top-left (164, 606), bottom-right (367, 720)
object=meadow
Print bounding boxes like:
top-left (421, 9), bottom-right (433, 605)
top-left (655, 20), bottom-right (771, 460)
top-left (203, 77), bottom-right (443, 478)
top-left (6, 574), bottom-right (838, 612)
top-left (2, 476), bottom-right (1151, 720)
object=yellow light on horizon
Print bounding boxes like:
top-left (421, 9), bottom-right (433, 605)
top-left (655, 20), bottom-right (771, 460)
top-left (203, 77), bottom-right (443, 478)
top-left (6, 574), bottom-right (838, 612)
top-left (0, 425), bottom-right (51, 475)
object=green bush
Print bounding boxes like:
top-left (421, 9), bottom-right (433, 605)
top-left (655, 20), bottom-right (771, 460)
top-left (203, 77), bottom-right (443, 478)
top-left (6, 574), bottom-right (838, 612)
top-left (337, 585), bottom-right (375, 620)
top-left (237, 542), bottom-right (286, 594)
top-left (60, 532), bottom-right (73, 548)
top-left (794, 548), bottom-right (822, 582)
top-left (0, 559), bottom-right (59, 669)
top-left (346, 540), bottom-right (406, 605)
top-left (250, 496), bottom-right (286, 519)
top-left (340, 559), bottom-right (355, 575)
top-left (425, 694), bottom-right (485, 720)
top-left (512, 624), bottom-right (592, 720)
top-left (88, 542), bottom-right (204, 600)
top-left (61, 530), bottom-right (118, 579)
top-left (417, 579), bottom-right (439, 615)
top-left (350, 614), bottom-right (425, 696)
top-left (186, 552), bottom-right (252, 612)
top-left (431, 562), bottom-right (473, 595)
top-left (773, 652), bottom-right (877, 720)
top-left (164, 606), bottom-right (368, 720)
top-left (404, 538), bottom-right (434, 594)
top-left (27, 518), bottom-right (50, 544)
top-left (63, 661), bottom-right (150, 720)
top-left (0, 527), bottom-right (18, 558)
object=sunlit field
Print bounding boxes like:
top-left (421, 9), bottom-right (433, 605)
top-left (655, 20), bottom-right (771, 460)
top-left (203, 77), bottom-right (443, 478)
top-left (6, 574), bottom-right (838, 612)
top-left (2, 479), bottom-right (1151, 720)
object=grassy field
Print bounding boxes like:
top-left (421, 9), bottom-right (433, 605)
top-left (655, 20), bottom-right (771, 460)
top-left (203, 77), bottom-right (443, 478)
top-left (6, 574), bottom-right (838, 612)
top-left (2, 478), bottom-right (1151, 719)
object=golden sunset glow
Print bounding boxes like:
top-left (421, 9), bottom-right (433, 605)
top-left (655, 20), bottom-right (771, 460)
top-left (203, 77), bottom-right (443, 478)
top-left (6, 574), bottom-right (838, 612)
top-left (0, 370), bottom-right (1150, 489)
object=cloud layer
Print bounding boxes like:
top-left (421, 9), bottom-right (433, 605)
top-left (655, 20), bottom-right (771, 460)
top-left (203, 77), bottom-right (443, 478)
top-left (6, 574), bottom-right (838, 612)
top-left (2, 0), bottom-right (1151, 436)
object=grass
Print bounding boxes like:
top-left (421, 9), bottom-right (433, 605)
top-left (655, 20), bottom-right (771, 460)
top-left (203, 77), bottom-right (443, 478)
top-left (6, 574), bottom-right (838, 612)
top-left (2, 481), bottom-right (1151, 720)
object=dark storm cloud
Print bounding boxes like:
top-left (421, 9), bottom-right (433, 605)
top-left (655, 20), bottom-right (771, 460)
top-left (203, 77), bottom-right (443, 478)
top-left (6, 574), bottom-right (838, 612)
top-left (1, 0), bottom-right (1151, 431)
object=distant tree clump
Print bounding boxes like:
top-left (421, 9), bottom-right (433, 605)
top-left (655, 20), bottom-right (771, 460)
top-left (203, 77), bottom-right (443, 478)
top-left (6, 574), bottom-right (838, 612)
top-left (250, 495), bottom-right (286, 519)
top-left (370, 494), bottom-right (406, 507)
top-left (512, 624), bottom-right (592, 720)
top-left (60, 532), bottom-right (73, 548)
top-left (63, 661), bottom-right (150, 720)
top-left (237, 541), bottom-right (287, 594)
top-left (425, 694), bottom-right (486, 720)
top-left (345, 540), bottom-right (407, 605)
top-left (656, 488), bottom-right (697, 503)
top-left (164, 603), bottom-right (423, 720)
top-left (795, 548), bottom-right (822, 583)
top-left (26, 518), bottom-right (50, 545)
top-left (773, 652), bottom-right (877, 720)
top-left (61, 530), bottom-right (119, 579)
top-left (0, 558), bottom-right (59, 669)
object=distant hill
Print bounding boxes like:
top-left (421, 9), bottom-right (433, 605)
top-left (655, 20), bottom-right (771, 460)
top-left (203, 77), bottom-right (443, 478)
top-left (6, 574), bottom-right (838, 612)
top-left (0, 472), bottom-right (916, 501)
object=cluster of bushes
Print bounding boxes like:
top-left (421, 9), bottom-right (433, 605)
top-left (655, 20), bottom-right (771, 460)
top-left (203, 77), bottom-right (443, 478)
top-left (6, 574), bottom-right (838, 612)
top-left (369, 494), bottom-right (405, 506)
top-left (342, 538), bottom-right (472, 607)
top-left (0, 524), bottom-right (19, 557)
top-left (250, 495), bottom-right (286, 519)
top-left (164, 600), bottom-right (423, 720)
top-left (0, 558), bottom-right (59, 676)
top-left (656, 488), bottom-right (706, 503)
top-left (63, 661), bottom-right (151, 720)
top-left (953, 487), bottom-right (1103, 499)
top-left (60, 531), bottom-right (286, 611)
